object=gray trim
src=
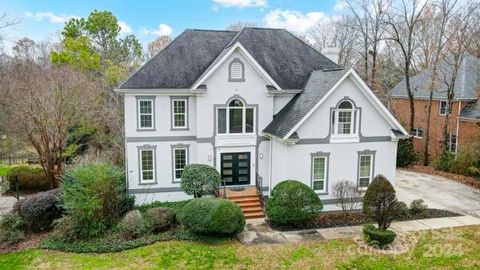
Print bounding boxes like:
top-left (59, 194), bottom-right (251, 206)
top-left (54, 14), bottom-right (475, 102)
top-left (129, 187), bottom-right (183, 194)
top-left (137, 144), bottom-right (158, 185)
top-left (296, 136), bottom-right (391, 145)
top-left (357, 150), bottom-right (376, 189)
top-left (228, 57), bottom-right (246, 82)
top-left (170, 96), bottom-right (190, 130)
top-left (136, 96), bottom-right (156, 131)
top-left (171, 143), bottom-right (190, 183)
top-left (125, 135), bottom-right (268, 144)
top-left (310, 151), bottom-right (330, 193)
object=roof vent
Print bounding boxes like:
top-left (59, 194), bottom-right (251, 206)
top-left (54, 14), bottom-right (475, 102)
top-left (321, 47), bottom-right (340, 64)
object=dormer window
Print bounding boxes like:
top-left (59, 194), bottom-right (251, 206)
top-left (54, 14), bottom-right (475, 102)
top-left (331, 99), bottom-right (359, 139)
top-left (228, 58), bottom-right (245, 82)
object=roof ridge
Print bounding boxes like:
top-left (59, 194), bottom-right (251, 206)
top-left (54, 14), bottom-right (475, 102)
top-left (186, 28), bottom-right (237, 33)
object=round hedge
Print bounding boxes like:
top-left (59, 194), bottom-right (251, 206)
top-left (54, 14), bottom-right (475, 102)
top-left (266, 180), bottom-right (323, 225)
top-left (179, 198), bottom-right (245, 235)
top-left (362, 175), bottom-right (397, 230)
top-left (180, 164), bottom-right (221, 198)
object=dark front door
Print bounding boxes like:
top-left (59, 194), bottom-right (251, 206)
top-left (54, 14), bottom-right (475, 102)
top-left (221, 152), bottom-right (250, 186)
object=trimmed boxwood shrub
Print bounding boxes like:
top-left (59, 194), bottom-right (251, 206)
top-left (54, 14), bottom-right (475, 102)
top-left (6, 165), bottom-right (49, 191)
top-left (179, 198), bottom-right (245, 235)
top-left (116, 210), bottom-right (148, 239)
top-left (363, 224), bottom-right (396, 248)
top-left (13, 188), bottom-right (62, 232)
top-left (362, 175), bottom-right (398, 230)
top-left (144, 207), bottom-right (176, 232)
top-left (180, 164), bottom-right (221, 198)
top-left (266, 180), bottom-right (323, 225)
top-left (0, 212), bottom-right (25, 244)
top-left (60, 162), bottom-right (134, 239)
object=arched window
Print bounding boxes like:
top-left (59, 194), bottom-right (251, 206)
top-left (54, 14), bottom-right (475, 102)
top-left (228, 58), bottom-right (245, 82)
top-left (217, 98), bottom-right (254, 134)
top-left (332, 99), bottom-right (357, 135)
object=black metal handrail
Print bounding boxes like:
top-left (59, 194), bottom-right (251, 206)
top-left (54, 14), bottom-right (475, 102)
top-left (255, 173), bottom-right (264, 209)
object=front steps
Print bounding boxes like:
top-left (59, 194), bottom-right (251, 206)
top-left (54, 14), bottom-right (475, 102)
top-left (217, 187), bottom-right (265, 219)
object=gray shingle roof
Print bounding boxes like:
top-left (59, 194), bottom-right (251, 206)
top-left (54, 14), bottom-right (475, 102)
top-left (390, 53), bottom-right (480, 100)
top-left (460, 100), bottom-right (480, 119)
top-left (119, 27), bottom-right (338, 90)
top-left (263, 69), bottom-right (348, 138)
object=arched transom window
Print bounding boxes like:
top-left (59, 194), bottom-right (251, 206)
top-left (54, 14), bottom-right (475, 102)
top-left (228, 58), bottom-right (245, 82)
top-left (332, 100), bottom-right (358, 136)
top-left (217, 98), bottom-right (254, 134)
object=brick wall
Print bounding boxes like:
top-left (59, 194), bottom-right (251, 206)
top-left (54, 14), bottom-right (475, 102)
top-left (458, 120), bottom-right (480, 152)
top-left (391, 98), bottom-right (460, 160)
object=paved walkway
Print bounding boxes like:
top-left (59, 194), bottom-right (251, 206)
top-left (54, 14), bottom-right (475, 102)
top-left (238, 215), bottom-right (480, 245)
top-left (396, 169), bottom-right (480, 218)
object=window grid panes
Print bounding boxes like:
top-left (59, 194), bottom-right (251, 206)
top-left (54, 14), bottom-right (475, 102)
top-left (312, 157), bottom-right (326, 192)
top-left (174, 148), bottom-right (187, 180)
top-left (332, 100), bottom-right (356, 136)
top-left (359, 155), bottom-right (372, 188)
top-left (217, 99), bottom-right (254, 135)
top-left (338, 111), bottom-right (352, 134)
top-left (439, 100), bottom-right (452, 115)
top-left (138, 99), bottom-right (153, 129)
top-left (140, 149), bottom-right (154, 182)
top-left (448, 134), bottom-right (457, 153)
top-left (172, 99), bottom-right (187, 128)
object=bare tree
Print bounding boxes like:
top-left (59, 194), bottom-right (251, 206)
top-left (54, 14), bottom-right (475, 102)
top-left (422, 0), bottom-right (458, 165)
top-left (0, 13), bottom-right (19, 50)
top-left (333, 180), bottom-right (362, 212)
top-left (0, 63), bottom-right (100, 188)
top-left (147, 35), bottom-right (172, 58)
top-left (226, 21), bottom-right (258, 31)
top-left (385, 0), bottom-right (429, 133)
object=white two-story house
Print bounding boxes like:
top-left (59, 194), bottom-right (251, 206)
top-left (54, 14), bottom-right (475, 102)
top-left (116, 28), bottom-right (408, 209)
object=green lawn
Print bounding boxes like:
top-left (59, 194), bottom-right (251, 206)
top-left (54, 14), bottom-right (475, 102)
top-left (1, 226), bottom-right (479, 269)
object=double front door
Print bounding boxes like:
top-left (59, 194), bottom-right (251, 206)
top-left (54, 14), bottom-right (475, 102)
top-left (220, 152), bottom-right (250, 186)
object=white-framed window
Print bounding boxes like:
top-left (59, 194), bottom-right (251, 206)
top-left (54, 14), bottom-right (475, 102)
top-left (228, 58), bottom-right (245, 82)
top-left (332, 100), bottom-right (357, 136)
top-left (312, 156), bottom-right (327, 192)
top-left (448, 133), bottom-right (457, 153)
top-left (439, 100), bottom-right (452, 115)
top-left (217, 99), bottom-right (255, 134)
top-left (171, 98), bottom-right (188, 129)
top-left (358, 154), bottom-right (373, 189)
top-left (139, 149), bottom-right (155, 183)
top-left (137, 98), bottom-right (154, 130)
top-left (173, 147), bottom-right (188, 182)
top-left (411, 127), bottom-right (423, 138)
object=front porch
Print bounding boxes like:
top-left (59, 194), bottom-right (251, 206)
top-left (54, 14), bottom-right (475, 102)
top-left (216, 186), bottom-right (265, 219)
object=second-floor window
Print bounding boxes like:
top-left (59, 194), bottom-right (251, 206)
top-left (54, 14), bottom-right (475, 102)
top-left (137, 97), bottom-right (154, 130)
top-left (332, 100), bottom-right (357, 136)
top-left (217, 99), bottom-right (254, 134)
top-left (439, 100), bottom-right (452, 115)
top-left (411, 127), bottom-right (423, 138)
top-left (171, 98), bottom-right (188, 129)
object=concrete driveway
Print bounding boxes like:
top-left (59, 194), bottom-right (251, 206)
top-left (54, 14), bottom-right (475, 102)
top-left (396, 169), bottom-right (480, 218)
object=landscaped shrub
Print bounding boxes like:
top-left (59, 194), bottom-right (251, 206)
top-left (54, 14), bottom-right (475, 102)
top-left (362, 175), bottom-right (398, 230)
top-left (51, 216), bottom-right (79, 242)
top-left (60, 162), bottom-right (134, 239)
top-left (13, 188), bottom-right (62, 232)
top-left (0, 212), bottom-right (24, 244)
top-left (432, 151), bottom-right (455, 172)
top-left (136, 200), bottom-right (190, 215)
top-left (6, 165), bottom-right (49, 191)
top-left (362, 224), bottom-right (396, 248)
top-left (144, 207), bottom-right (176, 232)
top-left (396, 138), bottom-right (417, 167)
top-left (179, 198), bottom-right (245, 235)
top-left (180, 164), bottom-right (221, 198)
top-left (409, 199), bottom-right (428, 216)
top-left (266, 180), bottom-right (323, 225)
top-left (116, 210), bottom-right (148, 239)
top-left (392, 201), bottom-right (409, 220)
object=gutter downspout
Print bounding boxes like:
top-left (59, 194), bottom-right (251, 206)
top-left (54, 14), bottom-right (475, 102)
top-left (268, 136), bottom-right (273, 197)
top-left (455, 101), bottom-right (461, 154)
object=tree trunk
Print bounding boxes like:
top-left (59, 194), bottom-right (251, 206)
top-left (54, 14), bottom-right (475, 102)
top-left (405, 73), bottom-right (415, 133)
top-left (423, 90), bottom-right (434, 165)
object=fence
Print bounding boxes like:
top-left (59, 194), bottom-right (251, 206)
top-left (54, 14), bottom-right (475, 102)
top-left (0, 156), bottom-right (38, 165)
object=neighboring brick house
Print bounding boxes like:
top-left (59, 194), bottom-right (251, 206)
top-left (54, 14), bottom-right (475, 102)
top-left (390, 54), bottom-right (480, 160)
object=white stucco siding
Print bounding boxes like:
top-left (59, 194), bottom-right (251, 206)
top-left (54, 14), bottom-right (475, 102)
top-left (271, 140), bottom-right (398, 201)
top-left (124, 95), bottom-right (197, 138)
top-left (296, 77), bottom-right (393, 138)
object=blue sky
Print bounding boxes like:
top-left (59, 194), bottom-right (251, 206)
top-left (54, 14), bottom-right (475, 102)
top-left (0, 0), bottom-right (341, 54)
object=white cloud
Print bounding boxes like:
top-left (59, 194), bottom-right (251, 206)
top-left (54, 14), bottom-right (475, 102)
top-left (24, 11), bottom-right (78, 24)
top-left (118, 21), bottom-right (133, 34)
top-left (264, 9), bottom-right (330, 33)
top-left (334, 1), bottom-right (347, 11)
top-left (213, 0), bottom-right (267, 8)
top-left (141, 24), bottom-right (173, 37)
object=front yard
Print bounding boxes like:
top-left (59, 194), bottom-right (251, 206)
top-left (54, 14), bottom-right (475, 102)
top-left (1, 225), bottom-right (479, 269)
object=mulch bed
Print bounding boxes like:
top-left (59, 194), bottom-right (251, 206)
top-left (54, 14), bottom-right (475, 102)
top-left (267, 209), bottom-right (461, 231)
top-left (0, 231), bottom-right (50, 253)
top-left (407, 165), bottom-right (480, 189)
